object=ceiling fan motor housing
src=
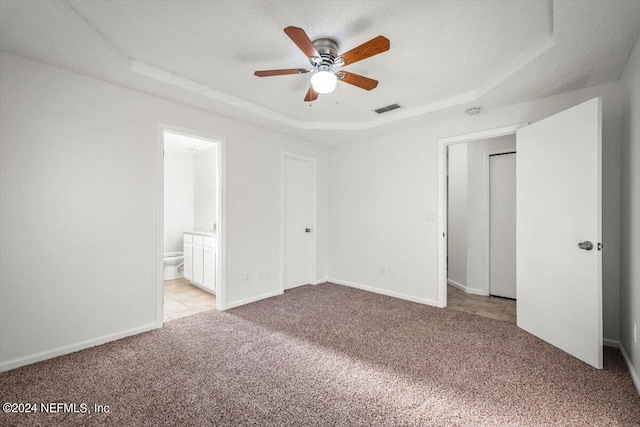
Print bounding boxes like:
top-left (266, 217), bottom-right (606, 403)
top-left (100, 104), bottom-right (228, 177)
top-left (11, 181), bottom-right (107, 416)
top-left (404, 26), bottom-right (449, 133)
top-left (311, 38), bottom-right (343, 70)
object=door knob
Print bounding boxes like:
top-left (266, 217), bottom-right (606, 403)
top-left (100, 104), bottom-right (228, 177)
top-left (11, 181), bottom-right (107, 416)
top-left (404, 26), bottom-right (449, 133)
top-left (577, 241), bottom-right (593, 251)
top-left (305, 228), bottom-right (311, 233)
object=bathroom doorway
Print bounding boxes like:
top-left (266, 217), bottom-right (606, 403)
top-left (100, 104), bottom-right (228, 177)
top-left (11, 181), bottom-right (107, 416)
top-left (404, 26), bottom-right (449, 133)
top-left (158, 124), bottom-right (225, 323)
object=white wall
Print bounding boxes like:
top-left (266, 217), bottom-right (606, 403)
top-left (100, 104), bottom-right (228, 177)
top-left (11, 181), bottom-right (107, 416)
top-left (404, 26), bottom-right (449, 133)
top-left (193, 147), bottom-right (217, 232)
top-left (0, 52), bottom-right (329, 371)
top-left (446, 143), bottom-right (467, 288)
top-left (164, 150), bottom-right (194, 253)
top-left (466, 135), bottom-right (516, 294)
top-left (0, 48), bottom-right (631, 372)
top-left (619, 34), bottom-right (640, 385)
top-left (328, 81), bottom-right (621, 340)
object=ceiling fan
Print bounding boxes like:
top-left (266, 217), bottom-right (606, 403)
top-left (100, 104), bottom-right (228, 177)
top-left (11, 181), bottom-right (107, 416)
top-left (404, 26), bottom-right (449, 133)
top-left (254, 26), bottom-right (390, 102)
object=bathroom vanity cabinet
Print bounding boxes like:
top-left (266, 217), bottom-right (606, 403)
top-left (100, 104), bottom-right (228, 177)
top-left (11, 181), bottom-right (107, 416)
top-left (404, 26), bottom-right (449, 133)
top-left (183, 231), bottom-right (216, 293)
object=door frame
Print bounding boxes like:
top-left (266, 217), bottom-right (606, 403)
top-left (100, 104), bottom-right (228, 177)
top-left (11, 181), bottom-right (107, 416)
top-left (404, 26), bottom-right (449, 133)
top-left (437, 123), bottom-right (527, 308)
top-left (280, 151), bottom-right (317, 293)
top-left (484, 148), bottom-right (517, 297)
top-left (156, 122), bottom-right (227, 326)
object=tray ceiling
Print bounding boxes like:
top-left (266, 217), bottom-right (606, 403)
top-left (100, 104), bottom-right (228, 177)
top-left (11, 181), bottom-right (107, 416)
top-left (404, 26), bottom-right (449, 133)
top-left (1, 1), bottom-right (639, 145)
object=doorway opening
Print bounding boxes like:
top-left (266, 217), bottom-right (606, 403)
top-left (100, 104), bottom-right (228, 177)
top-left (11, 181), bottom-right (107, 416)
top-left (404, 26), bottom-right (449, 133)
top-left (437, 124), bottom-right (526, 323)
top-left (157, 124), bottom-right (226, 324)
top-left (438, 99), bottom-right (603, 369)
top-left (445, 135), bottom-right (517, 323)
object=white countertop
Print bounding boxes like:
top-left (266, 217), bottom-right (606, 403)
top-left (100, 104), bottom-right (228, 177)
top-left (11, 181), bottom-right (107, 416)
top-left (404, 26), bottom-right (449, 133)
top-left (184, 230), bottom-right (217, 237)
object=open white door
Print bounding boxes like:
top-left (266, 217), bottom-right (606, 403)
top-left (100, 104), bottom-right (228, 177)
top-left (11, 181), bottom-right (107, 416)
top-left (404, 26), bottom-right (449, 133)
top-left (516, 97), bottom-right (602, 369)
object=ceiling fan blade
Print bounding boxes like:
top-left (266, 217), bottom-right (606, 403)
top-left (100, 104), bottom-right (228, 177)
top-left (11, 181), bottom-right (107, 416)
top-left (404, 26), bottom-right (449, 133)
top-left (304, 86), bottom-right (319, 102)
top-left (254, 68), bottom-right (309, 77)
top-left (284, 26), bottom-right (319, 59)
top-left (338, 71), bottom-right (378, 90)
top-left (339, 35), bottom-right (390, 66)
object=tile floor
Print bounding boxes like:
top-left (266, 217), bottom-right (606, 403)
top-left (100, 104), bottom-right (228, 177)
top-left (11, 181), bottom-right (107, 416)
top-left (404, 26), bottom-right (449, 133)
top-left (163, 278), bottom-right (216, 322)
top-left (446, 284), bottom-right (516, 324)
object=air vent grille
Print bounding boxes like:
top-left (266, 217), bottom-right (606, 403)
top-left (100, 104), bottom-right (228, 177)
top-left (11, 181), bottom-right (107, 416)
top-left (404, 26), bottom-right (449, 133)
top-left (374, 103), bottom-right (402, 114)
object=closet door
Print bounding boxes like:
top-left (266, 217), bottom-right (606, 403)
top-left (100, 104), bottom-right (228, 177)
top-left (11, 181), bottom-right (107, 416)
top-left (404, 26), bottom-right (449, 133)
top-left (489, 152), bottom-right (516, 299)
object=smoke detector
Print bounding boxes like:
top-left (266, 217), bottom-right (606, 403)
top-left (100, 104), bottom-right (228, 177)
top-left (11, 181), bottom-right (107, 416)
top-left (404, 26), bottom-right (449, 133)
top-left (465, 107), bottom-right (481, 116)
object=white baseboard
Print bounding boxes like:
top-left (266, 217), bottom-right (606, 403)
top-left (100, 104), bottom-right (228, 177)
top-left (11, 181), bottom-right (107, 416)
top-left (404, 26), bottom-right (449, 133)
top-left (224, 290), bottom-right (283, 310)
top-left (603, 338), bottom-right (619, 348)
top-left (619, 341), bottom-right (640, 396)
top-left (447, 279), bottom-right (488, 296)
top-left (328, 278), bottom-right (439, 307)
top-left (0, 322), bottom-right (160, 373)
top-left (188, 281), bottom-right (216, 295)
top-left (603, 338), bottom-right (639, 396)
top-left (314, 277), bottom-right (329, 285)
top-left (447, 279), bottom-right (466, 291)
top-left (466, 287), bottom-right (489, 296)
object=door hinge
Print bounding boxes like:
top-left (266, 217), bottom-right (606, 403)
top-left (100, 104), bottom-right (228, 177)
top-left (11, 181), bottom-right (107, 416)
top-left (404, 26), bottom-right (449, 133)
top-left (598, 242), bottom-right (603, 251)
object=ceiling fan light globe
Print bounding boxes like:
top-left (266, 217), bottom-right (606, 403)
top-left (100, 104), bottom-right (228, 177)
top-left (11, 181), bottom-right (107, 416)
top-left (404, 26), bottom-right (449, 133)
top-left (311, 71), bottom-right (337, 94)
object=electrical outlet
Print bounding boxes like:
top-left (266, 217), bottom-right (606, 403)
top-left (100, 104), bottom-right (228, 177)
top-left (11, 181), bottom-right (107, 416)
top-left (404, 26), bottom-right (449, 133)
top-left (389, 268), bottom-right (396, 278)
top-left (244, 272), bottom-right (251, 283)
top-left (379, 266), bottom-right (387, 276)
top-left (633, 322), bottom-right (637, 344)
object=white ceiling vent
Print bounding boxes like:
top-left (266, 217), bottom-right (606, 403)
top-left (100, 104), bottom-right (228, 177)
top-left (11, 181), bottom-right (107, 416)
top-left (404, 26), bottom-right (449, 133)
top-left (374, 103), bottom-right (402, 114)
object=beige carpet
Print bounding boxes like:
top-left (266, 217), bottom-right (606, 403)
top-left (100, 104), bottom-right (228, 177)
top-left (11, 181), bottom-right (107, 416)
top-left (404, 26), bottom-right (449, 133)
top-left (1, 283), bottom-right (638, 426)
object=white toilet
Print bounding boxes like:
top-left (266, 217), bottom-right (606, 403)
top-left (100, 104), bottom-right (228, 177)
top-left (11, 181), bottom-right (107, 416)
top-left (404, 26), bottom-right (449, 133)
top-left (163, 252), bottom-right (184, 280)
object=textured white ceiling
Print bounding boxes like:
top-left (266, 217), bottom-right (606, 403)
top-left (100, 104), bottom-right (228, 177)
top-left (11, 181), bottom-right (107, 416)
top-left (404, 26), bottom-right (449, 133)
top-left (1, 1), bottom-right (639, 145)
